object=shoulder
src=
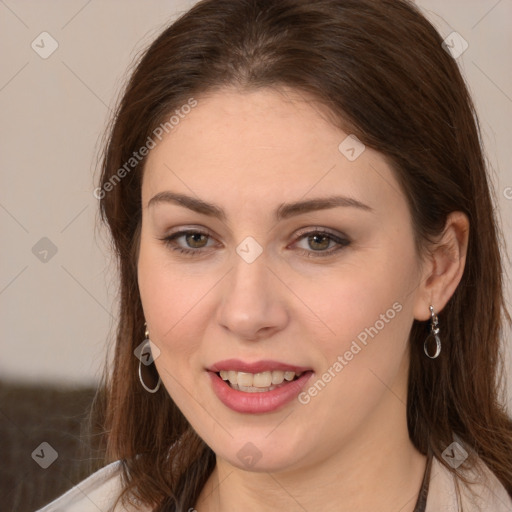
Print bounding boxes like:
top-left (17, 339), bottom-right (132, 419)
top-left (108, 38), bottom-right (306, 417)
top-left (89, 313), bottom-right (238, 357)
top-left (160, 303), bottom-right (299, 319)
top-left (35, 460), bottom-right (153, 512)
top-left (426, 452), bottom-right (512, 512)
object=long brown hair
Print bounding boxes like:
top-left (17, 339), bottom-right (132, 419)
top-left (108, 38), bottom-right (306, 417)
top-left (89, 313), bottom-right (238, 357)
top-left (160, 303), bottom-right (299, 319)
top-left (90, 0), bottom-right (512, 510)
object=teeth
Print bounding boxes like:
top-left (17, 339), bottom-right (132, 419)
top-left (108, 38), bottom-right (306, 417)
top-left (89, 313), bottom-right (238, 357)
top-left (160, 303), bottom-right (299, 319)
top-left (237, 372), bottom-right (253, 387)
top-left (253, 371), bottom-right (272, 387)
top-left (271, 370), bottom-right (285, 384)
top-left (217, 370), bottom-right (303, 388)
top-left (227, 370), bottom-right (237, 385)
top-left (237, 384), bottom-right (273, 393)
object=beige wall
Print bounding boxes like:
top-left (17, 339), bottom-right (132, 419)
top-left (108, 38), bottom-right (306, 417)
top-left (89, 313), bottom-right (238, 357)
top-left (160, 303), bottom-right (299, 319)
top-left (1, 1), bottom-right (511, 407)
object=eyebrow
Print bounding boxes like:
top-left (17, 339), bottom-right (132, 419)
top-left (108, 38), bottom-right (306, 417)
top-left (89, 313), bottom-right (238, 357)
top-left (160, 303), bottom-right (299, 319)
top-left (147, 191), bottom-right (373, 221)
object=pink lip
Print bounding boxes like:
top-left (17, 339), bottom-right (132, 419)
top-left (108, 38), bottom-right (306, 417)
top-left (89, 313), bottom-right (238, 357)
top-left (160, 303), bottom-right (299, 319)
top-left (207, 359), bottom-right (312, 374)
top-left (207, 370), bottom-right (314, 414)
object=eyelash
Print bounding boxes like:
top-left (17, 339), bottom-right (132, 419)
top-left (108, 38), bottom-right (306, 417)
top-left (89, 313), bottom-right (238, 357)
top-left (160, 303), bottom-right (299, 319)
top-left (159, 228), bottom-right (350, 259)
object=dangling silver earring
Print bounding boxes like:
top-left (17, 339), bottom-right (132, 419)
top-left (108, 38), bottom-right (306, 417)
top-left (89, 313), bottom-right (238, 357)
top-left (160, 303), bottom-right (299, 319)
top-left (138, 323), bottom-right (161, 393)
top-left (424, 305), bottom-right (441, 359)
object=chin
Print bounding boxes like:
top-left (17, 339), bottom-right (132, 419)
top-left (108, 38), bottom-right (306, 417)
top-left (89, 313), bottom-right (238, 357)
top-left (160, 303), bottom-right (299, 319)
top-left (209, 431), bottom-right (310, 473)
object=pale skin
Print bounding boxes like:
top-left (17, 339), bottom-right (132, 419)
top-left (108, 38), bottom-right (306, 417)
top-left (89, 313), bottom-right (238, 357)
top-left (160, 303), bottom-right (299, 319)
top-left (137, 86), bottom-right (469, 512)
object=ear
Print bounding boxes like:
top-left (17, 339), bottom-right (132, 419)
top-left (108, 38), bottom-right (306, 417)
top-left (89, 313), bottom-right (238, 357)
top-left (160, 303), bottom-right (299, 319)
top-left (413, 211), bottom-right (470, 321)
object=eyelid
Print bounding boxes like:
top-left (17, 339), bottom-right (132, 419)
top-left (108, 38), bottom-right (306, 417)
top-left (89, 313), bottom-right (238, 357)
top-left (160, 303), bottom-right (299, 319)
top-left (164, 225), bottom-right (214, 237)
top-left (160, 227), bottom-right (219, 248)
top-left (289, 227), bottom-right (351, 256)
top-left (292, 225), bottom-right (347, 239)
top-left (162, 225), bottom-right (218, 242)
top-left (290, 226), bottom-right (351, 248)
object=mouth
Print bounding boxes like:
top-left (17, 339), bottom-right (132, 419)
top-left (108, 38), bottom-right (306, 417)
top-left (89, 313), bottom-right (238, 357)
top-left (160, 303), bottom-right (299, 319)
top-left (206, 361), bottom-right (314, 413)
top-left (215, 369), bottom-right (305, 392)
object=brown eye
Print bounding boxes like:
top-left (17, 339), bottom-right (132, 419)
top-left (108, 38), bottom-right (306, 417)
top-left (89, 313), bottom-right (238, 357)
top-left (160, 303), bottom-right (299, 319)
top-left (159, 229), bottom-right (216, 256)
top-left (307, 234), bottom-right (331, 251)
top-left (185, 232), bottom-right (209, 248)
top-left (292, 229), bottom-right (351, 258)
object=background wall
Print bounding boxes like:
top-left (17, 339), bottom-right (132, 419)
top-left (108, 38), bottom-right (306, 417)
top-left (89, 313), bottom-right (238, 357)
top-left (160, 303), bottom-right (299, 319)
top-left (1, 1), bottom-right (511, 405)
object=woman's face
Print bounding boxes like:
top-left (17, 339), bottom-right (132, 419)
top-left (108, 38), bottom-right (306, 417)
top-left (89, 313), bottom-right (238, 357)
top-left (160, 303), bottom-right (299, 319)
top-left (138, 86), bottom-right (426, 471)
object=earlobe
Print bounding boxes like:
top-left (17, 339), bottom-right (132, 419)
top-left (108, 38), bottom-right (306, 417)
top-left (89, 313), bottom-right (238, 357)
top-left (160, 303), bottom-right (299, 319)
top-left (413, 211), bottom-right (470, 321)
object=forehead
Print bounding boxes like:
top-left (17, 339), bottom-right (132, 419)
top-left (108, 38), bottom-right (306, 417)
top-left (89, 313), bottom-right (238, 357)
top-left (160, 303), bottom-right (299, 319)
top-left (142, 87), bottom-right (403, 214)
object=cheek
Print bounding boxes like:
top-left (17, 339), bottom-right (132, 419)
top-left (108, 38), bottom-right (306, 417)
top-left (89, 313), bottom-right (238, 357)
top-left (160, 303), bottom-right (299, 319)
top-left (298, 243), bottom-right (418, 356)
top-left (137, 245), bottom-right (208, 412)
top-left (295, 259), bottom-right (416, 446)
top-left (137, 234), bottom-right (217, 365)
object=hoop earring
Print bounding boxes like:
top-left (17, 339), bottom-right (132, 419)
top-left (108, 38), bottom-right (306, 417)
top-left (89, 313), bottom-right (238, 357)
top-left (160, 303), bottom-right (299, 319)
top-left (138, 323), bottom-right (161, 393)
top-left (424, 305), bottom-right (441, 359)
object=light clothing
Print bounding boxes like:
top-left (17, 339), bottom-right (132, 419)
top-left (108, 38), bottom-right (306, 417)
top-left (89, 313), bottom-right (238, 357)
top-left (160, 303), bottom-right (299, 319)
top-left (425, 454), bottom-right (512, 512)
top-left (36, 454), bottom-right (512, 512)
top-left (35, 460), bottom-right (151, 512)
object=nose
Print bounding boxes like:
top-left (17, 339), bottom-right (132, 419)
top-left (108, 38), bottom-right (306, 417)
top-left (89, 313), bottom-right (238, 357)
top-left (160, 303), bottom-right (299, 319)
top-left (216, 253), bottom-right (289, 341)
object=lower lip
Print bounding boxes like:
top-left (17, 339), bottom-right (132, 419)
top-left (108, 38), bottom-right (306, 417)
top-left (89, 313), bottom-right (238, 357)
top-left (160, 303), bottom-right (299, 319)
top-left (208, 371), bottom-right (314, 413)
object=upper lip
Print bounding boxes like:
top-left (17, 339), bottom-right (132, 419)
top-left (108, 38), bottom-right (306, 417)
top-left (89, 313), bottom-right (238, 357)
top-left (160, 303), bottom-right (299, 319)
top-left (207, 359), bottom-right (312, 374)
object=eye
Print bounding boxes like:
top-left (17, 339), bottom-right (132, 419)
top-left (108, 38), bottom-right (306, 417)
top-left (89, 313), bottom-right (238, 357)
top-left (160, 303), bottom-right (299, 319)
top-left (291, 228), bottom-right (350, 258)
top-left (159, 229), bottom-right (217, 256)
top-left (159, 227), bottom-right (350, 259)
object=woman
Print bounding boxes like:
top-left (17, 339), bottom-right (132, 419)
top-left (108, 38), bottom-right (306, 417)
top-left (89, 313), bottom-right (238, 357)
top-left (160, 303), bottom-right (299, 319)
top-left (37, 0), bottom-right (512, 510)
